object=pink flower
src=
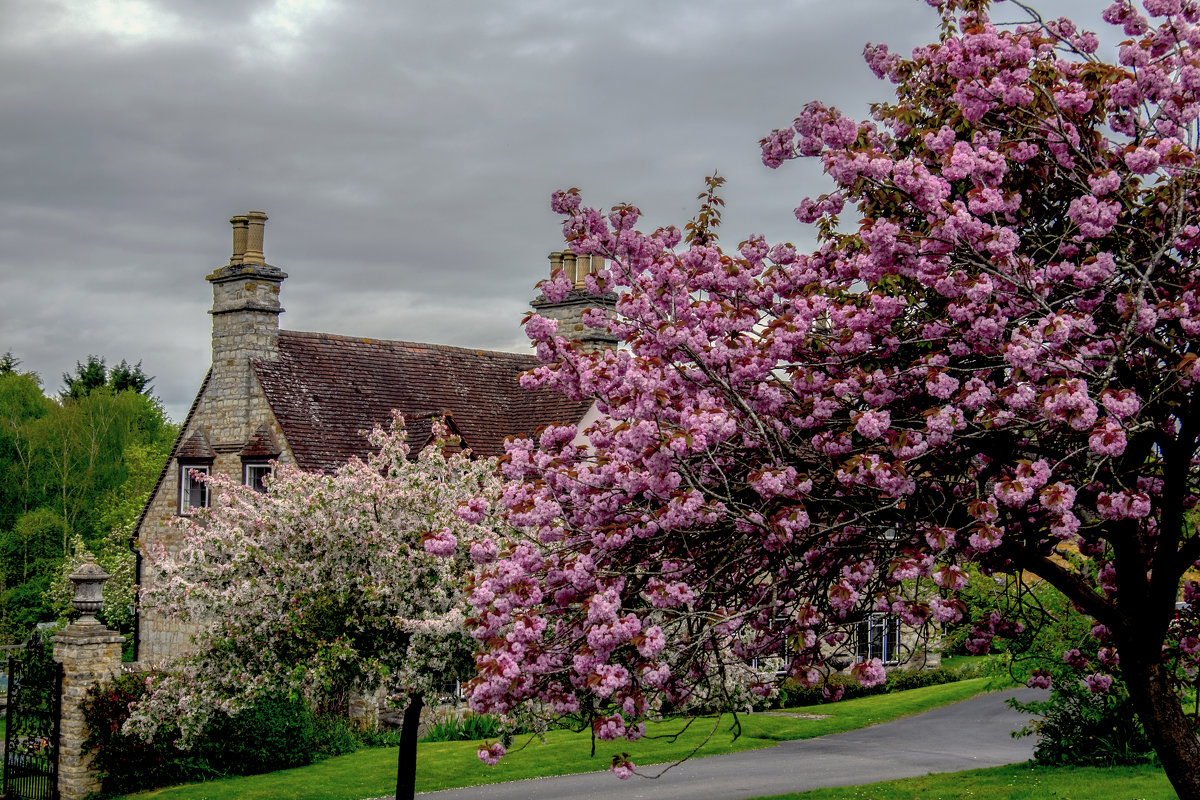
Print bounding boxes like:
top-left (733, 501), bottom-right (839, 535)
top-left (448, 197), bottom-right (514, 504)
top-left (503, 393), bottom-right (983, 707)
top-left (1101, 389), bottom-right (1141, 419)
top-left (1085, 673), bottom-right (1114, 694)
top-left (551, 189), bottom-right (581, 214)
top-left (1067, 195), bottom-right (1120, 238)
top-left (1097, 491), bottom-right (1152, 520)
top-left (1039, 482), bottom-right (1077, 513)
top-left (610, 757), bottom-right (636, 780)
top-left (469, 538), bottom-right (500, 565)
top-left (854, 409), bottom-right (891, 439)
top-left (968, 524), bottom-right (1003, 552)
top-left (1063, 648), bottom-right (1088, 668)
top-left (422, 529), bottom-right (458, 557)
top-left (477, 741), bottom-right (506, 766)
top-left (1124, 147), bottom-right (1160, 174)
top-left (1087, 171), bottom-right (1120, 196)
top-left (594, 714), bottom-right (627, 741)
top-left (930, 596), bottom-right (963, 624)
top-left (1089, 418), bottom-right (1127, 457)
top-left (852, 658), bottom-right (887, 688)
top-left (524, 314), bottom-right (559, 342)
top-left (1027, 670), bottom-right (1051, 690)
top-left (457, 497), bottom-right (489, 524)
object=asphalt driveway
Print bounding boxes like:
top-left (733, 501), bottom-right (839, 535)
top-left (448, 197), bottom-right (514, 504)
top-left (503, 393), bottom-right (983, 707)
top-left (415, 687), bottom-right (1045, 800)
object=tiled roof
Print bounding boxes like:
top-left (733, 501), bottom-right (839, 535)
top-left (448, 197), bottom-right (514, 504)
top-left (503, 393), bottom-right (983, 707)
top-left (252, 330), bottom-right (592, 472)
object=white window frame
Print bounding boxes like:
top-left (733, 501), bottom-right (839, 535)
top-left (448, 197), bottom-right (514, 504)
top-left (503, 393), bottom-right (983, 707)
top-left (243, 461), bottom-right (273, 494)
top-left (856, 614), bottom-right (901, 665)
top-left (179, 463), bottom-right (211, 514)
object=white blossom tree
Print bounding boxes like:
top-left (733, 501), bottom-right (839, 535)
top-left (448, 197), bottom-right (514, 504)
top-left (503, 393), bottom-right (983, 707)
top-left (132, 414), bottom-right (506, 799)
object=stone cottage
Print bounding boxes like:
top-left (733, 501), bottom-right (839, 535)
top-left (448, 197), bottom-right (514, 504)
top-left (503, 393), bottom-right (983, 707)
top-left (131, 211), bottom-right (934, 674)
top-left (131, 212), bottom-right (610, 663)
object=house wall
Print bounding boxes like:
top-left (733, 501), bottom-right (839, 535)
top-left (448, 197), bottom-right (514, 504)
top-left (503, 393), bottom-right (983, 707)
top-left (135, 211), bottom-right (291, 665)
top-left (134, 378), bottom-right (293, 664)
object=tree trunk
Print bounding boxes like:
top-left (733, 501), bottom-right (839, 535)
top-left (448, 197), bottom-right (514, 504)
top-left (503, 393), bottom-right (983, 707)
top-left (395, 692), bottom-right (424, 800)
top-left (1123, 658), bottom-right (1200, 799)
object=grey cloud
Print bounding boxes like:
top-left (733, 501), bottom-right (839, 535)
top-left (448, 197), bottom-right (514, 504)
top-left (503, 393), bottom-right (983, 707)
top-left (0, 0), bottom-right (1108, 420)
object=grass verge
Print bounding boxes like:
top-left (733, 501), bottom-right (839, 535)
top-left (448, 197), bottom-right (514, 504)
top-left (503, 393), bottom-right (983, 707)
top-left (119, 677), bottom-right (1007, 799)
top-left (746, 764), bottom-right (1174, 800)
top-left (119, 676), bottom-right (1003, 800)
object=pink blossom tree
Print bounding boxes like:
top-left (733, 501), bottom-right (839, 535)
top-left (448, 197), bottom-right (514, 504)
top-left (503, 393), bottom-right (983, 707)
top-left (468, 1), bottom-right (1200, 794)
top-left (132, 415), bottom-right (505, 800)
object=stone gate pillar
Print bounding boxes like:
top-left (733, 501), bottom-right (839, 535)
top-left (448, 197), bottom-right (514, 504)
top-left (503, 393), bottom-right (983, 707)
top-left (51, 555), bottom-right (124, 800)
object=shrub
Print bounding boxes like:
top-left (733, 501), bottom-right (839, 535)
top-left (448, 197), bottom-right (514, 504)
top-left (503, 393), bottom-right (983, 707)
top-left (884, 666), bottom-right (959, 692)
top-left (83, 672), bottom-right (211, 795)
top-left (1000, 580), bottom-right (1155, 767)
top-left (200, 692), bottom-right (318, 773)
top-left (83, 672), bottom-right (362, 796)
top-left (774, 662), bottom-right (980, 709)
top-left (313, 713), bottom-right (366, 755)
top-left (1009, 678), bottom-right (1155, 766)
top-left (419, 717), bottom-right (464, 743)
top-left (419, 712), bottom-right (502, 742)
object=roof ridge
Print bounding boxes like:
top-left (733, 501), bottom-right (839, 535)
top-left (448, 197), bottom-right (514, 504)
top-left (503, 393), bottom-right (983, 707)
top-left (279, 329), bottom-right (537, 360)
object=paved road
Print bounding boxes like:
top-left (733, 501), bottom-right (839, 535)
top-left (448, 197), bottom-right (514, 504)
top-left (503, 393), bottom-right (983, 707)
top-left (415, 688), bottom-right (1045, 800)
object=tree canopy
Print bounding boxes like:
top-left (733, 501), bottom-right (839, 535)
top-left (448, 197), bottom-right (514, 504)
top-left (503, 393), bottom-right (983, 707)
top-left (0, 352), bottom-right (174, 642)
top-left (133, 415), bottom-right (507, 799)
top-left (62, 356), bottom-right (153, 399)
top-left (467, 1), bottom-right (1200, 795)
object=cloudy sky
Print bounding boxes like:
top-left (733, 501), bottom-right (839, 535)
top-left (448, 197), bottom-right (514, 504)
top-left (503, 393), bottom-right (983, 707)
top-left (2, 0), bottom-right (1101, 421)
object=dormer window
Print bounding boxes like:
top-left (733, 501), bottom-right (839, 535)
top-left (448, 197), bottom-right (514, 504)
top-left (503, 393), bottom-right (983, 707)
top-left (179, 463), bottom-right (211, 514)
top-left (239, 424), bottom-right (280, 493)
top-left (244, 461), bottom-right (273, 493)
top-left (175, 429), bottom-right (216, 516)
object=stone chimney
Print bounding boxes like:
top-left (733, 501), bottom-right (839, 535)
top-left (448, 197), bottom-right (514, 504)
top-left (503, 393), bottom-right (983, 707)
top-left (205, 211), bottom-right (287, 444)
top-left (530, 250), bottom-right (618, 352)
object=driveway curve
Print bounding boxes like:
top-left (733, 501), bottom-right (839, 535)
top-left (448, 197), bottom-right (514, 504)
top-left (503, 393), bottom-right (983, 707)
top-left (414, 687), bottom-right (1045, 800)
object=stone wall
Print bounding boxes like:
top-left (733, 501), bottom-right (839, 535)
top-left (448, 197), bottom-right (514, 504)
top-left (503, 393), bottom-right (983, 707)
top-left (53, 622), bottom-right (124, 800)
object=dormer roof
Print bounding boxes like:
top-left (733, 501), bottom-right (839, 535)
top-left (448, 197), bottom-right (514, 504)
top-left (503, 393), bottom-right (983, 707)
top-left (240, 424), bottom-right (282, 459)
top-left (175, 429), bottom-right (215, 461)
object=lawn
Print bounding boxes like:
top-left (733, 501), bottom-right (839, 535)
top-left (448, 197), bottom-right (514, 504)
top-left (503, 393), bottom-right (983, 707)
top-left (748, 764), bottom-right (1174, 800)
top-left (119, 677), bottom-right (1005, 799)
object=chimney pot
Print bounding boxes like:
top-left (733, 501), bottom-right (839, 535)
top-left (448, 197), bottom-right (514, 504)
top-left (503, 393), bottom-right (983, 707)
top-left (229, 215), bottom-right (249, 266)
top-left (243, 210), bottom-right (268, 265)
top-left (575, 254), bottom-right (591, 288)
top-left (561, 252), bottom-right (577, 288)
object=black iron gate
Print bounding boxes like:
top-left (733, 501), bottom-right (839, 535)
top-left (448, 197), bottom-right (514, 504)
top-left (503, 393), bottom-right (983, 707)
top-left (2, 633), bottom-right (62, 800)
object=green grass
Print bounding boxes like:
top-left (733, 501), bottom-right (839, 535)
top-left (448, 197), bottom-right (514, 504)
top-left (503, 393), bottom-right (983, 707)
top-left (118, 677), bottom-right (1006, 799)
top-left (746, 764), bottom-right (1175, 800)
top-left (939, 653), bottom-right (995, 673)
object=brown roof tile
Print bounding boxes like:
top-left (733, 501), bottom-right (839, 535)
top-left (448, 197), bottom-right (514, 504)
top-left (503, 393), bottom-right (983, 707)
top-left (252, 330), bottom-right (592, 472)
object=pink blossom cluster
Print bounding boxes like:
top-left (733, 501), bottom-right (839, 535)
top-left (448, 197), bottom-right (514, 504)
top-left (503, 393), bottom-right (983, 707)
top-left (470, 0), bottom-right (1200, 783)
